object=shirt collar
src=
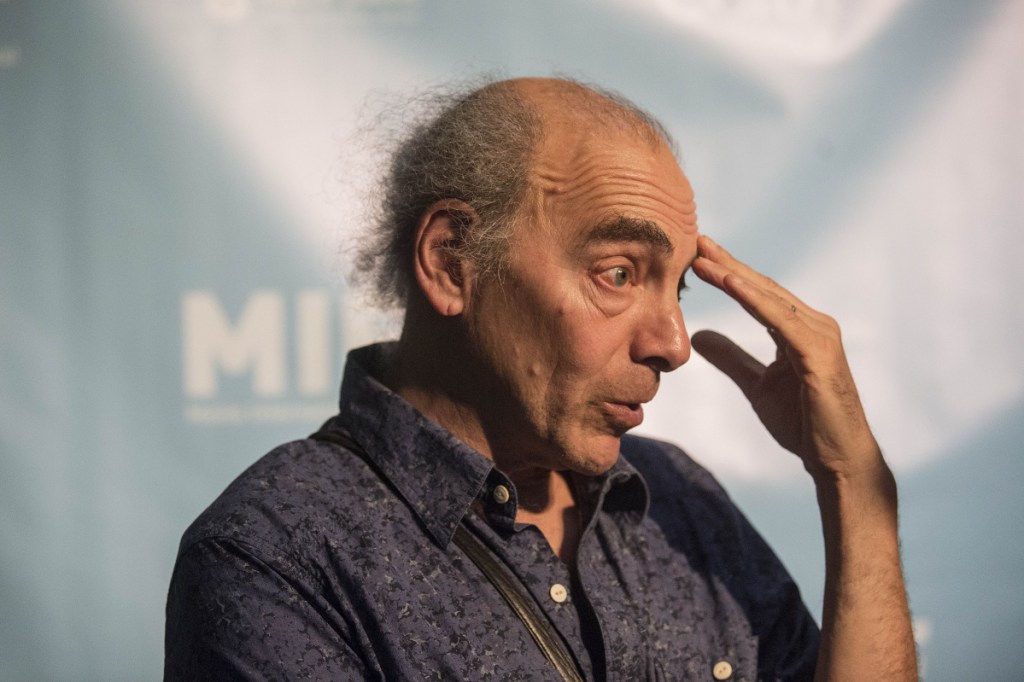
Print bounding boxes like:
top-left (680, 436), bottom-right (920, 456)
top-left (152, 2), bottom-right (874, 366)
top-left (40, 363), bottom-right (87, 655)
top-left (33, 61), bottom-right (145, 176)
top-left (574, 444), bottom-right (650, 528)
top-left (330, 343), bottom-right (650, 547)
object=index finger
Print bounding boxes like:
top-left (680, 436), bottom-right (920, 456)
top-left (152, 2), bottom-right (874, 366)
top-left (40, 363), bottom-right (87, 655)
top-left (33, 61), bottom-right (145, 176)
top-left (695, 235), bottom-right (809, 313)
top-left (691, 240), bottom-right (818, 349)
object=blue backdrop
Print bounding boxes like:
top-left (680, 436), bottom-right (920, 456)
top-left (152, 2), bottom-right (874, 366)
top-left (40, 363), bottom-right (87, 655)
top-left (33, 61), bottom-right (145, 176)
top-left (2, 1), bottom-right (1022, 679)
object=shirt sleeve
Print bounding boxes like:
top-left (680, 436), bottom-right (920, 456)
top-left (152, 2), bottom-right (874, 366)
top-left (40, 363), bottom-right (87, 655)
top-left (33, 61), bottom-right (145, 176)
top-left (164, 537), bottom-right (370, 681)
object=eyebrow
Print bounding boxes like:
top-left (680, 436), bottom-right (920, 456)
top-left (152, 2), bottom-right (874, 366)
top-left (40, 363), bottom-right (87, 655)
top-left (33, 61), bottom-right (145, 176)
top-left (577, 216), bottom-right (674, 254)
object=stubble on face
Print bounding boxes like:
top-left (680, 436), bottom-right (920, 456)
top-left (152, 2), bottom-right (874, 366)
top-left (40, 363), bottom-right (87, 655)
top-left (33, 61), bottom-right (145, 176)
top-left (461, 82), bottom-right (699, 477)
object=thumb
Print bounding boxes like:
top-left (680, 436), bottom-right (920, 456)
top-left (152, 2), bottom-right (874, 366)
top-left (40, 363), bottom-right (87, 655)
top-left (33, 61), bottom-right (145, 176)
top-left (691, 330), bottom-right (765, 400)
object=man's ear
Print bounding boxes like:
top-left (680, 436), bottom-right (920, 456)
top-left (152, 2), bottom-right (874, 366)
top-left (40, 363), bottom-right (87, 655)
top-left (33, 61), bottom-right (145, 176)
top-left (412, 199), bottom-right (478, 317)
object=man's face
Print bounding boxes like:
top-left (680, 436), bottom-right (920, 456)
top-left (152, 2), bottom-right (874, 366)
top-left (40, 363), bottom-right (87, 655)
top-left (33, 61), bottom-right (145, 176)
top-left (463, 129), bottom-right (699, 475)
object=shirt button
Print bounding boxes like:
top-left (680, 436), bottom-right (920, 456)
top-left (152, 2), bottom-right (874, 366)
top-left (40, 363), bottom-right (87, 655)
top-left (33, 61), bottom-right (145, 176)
top-left (492, 485), bottom-right (511, 504)
top-left (712, 660), bottom-right (733, 680)
top-left (549, 583), bottom-right (568, 603)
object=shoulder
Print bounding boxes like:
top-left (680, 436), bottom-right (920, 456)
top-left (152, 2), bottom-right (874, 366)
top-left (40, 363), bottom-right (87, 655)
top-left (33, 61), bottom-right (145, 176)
top-left (177, 436), bottom-right (382, 572)
top-left (166, 437), bottom-right (377, 678)
top-left (620, 433), bottom-right (733, 510)
top-left (620, 434), bottom-right (720, 485)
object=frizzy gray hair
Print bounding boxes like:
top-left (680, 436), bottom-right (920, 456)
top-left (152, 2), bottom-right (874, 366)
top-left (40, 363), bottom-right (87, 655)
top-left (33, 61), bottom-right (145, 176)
top-left (353, 79), bottom-right (540, 310)
top-left (352, 77), bottom-right (677, 310)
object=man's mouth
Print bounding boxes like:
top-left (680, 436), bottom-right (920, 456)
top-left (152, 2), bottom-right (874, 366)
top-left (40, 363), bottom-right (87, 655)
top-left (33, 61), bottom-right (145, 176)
top-left (602, 401), bottom-right (645, 431)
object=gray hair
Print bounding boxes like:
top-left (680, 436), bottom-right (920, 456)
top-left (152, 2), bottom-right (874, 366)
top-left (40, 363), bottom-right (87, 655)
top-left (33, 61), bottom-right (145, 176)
top-left (354, 77), bottom-right (677, 310)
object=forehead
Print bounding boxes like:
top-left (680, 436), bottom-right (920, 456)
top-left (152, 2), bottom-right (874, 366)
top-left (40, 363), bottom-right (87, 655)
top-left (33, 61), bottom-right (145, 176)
top-left (526, 130), bottom-right (698, 242)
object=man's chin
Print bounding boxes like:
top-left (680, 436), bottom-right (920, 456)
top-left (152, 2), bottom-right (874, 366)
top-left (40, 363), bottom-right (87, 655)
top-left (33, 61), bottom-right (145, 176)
top-left (563, 432), bottom-right (623, 476)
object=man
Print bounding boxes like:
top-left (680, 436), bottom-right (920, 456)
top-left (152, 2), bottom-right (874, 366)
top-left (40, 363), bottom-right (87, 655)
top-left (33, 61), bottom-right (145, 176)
top-left (166, 78), bottom-right (916, 680)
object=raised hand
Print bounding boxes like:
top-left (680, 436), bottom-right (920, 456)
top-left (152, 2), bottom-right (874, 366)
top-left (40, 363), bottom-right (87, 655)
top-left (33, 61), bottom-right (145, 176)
top-left (689, 234), bottom-right (917, 681)
top-left (689, 235), bottom-right (881, 481)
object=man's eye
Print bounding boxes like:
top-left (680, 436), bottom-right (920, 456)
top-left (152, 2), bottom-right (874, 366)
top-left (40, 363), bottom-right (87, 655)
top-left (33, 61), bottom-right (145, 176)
top-left (605, 266), bottom-right (631, 288)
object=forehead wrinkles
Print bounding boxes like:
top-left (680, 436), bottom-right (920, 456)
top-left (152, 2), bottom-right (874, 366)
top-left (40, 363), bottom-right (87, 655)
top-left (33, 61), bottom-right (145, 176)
top-left (530, 149), bottom-right (697, 234)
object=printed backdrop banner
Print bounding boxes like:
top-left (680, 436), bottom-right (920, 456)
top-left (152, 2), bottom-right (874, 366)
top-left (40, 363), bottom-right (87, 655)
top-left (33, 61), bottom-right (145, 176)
top-left (2, 0), bottom-right (1021, 679)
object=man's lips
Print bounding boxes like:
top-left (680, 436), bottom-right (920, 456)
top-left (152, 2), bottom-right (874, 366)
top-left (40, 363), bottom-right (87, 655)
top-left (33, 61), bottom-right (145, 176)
top-left (602, 401), bottom-right (645, 430)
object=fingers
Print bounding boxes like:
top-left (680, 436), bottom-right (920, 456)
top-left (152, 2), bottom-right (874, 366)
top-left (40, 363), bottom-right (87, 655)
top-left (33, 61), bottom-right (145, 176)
top-left (691, 330), bottom-right (765, 400)
top-left (692, 235), bottom-right (832, 345)
top-left (690, 236), bottom-right (874, 472)
top-left (695, 235), bottom-right (807, 313)
top-left (722, 274), bottom-right (809, 342)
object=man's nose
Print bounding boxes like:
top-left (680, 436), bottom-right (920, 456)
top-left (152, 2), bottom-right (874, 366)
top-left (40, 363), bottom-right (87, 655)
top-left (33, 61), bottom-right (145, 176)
top-left (632, 297), bottom-right (691, 373)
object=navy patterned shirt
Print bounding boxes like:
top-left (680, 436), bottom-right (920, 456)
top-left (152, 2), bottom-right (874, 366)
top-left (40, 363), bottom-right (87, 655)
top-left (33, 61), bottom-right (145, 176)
top-left (165, 344), bottom-right (819, 681)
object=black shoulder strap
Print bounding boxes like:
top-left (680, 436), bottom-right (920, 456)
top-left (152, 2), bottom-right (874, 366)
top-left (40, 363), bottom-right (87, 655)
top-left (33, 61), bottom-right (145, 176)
top-left (451, 525), bottom-right (585, 682)
top-left (309, 428), bottom-right (586, 682)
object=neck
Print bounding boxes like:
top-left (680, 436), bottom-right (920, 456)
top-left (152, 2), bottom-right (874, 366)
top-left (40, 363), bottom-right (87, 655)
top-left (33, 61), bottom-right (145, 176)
top-left (385, 306), bottom-right (581, 564)
top-left (386, 300), bottom-right (529, 466)
top-left (510, 468), bottom-right (581, 566)
top-left (384, 311), bottom-right (492, 458)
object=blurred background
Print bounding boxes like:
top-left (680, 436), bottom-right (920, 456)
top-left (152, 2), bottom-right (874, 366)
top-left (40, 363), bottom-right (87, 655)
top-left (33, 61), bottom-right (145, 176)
top-left (1, 0), bottom-right (1021, 679)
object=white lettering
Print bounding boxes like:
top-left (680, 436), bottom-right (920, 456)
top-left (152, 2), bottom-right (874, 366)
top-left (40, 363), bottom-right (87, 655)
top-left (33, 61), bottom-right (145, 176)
top-left (182, 290), bottom-right (286, 398)
top-left (296, 289), bottom-right (331, 395)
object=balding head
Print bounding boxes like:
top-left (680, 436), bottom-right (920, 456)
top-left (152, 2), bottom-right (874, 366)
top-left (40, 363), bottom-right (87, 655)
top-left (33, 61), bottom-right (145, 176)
top-left (355, 77), bottom-right (677, 310)
top-left (509, 77), bottom-right (675, 153)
